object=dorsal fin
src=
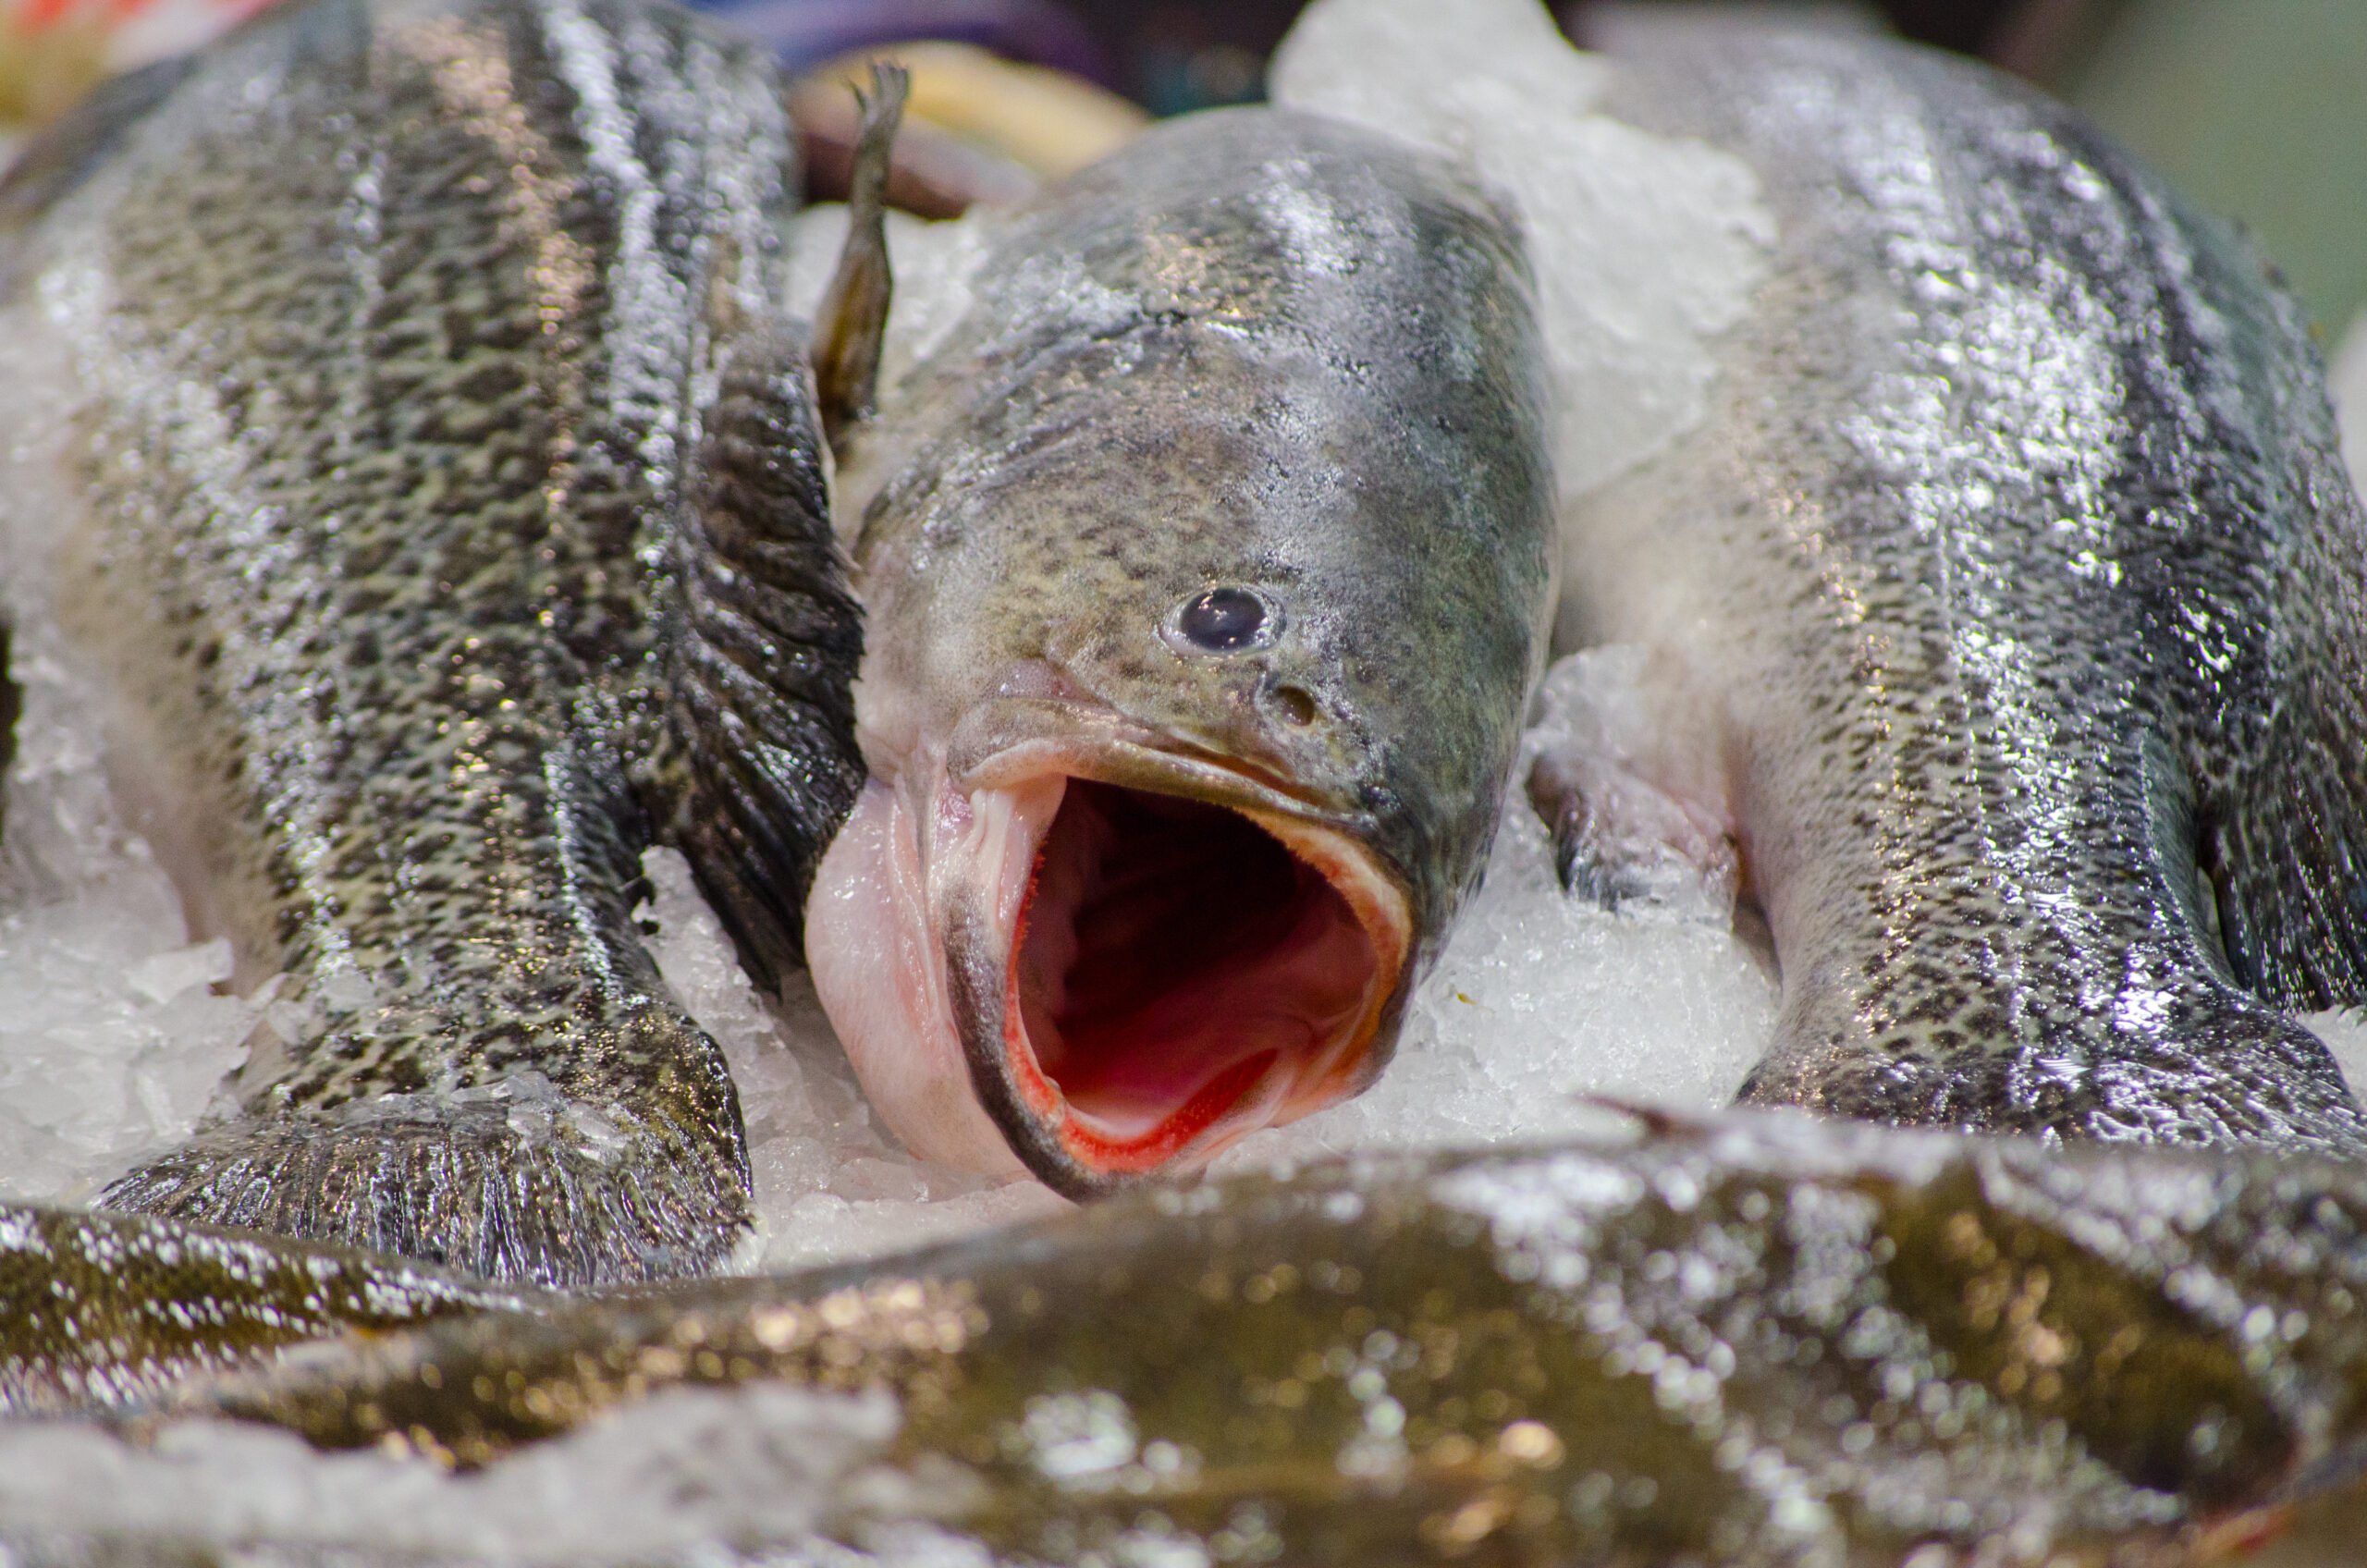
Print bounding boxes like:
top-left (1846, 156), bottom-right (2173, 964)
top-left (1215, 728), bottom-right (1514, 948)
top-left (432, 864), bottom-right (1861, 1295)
top-left (812, 63), bottom-right (909, 451)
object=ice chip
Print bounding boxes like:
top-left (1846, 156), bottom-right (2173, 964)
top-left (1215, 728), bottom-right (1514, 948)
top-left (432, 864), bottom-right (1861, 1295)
top-left (125, 937), bottom-right (233, 1005)
top-left (2308, 1008), bottom-right (2367, 1103)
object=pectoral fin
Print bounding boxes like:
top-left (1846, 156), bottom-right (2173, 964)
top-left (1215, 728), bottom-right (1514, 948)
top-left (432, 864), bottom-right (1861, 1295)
top-left (662, 326), bottom-right (865, 992)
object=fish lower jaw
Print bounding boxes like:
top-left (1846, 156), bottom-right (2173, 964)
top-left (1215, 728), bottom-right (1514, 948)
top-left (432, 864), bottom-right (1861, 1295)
top-left (807, 759), bottom-right (1411, 1194)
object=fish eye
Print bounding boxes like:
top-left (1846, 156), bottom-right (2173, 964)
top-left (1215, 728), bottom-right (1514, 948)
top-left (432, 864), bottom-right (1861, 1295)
top-left (1171, 588), bottom-right (1276, 654)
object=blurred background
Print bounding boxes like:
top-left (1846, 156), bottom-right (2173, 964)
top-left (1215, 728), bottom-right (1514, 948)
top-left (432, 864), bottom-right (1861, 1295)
top-left (3, 0), bottom-right (2361, 388)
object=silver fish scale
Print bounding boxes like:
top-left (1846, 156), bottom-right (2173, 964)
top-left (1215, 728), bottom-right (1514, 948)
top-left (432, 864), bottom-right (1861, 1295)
top-left (1564, 31), bottom-right (2367, 1154)
top-left (4, 0), bottom-right (864, 1285)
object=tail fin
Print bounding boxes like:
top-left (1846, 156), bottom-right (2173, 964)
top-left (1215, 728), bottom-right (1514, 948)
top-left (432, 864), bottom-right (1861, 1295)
top-left (2180, 224), bottom-right (2367, 1012)
top-left (2, 1198), bottom-right (533, 1415)
top-left (103, 1020), bottom-right (755, 1290)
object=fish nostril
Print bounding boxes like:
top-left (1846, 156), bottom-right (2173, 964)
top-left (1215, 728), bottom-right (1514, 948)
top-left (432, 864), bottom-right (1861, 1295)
top-left (1271, 685), bottom-right (1318, 727)
top-left (1173, 588), bottom-right (1275, 654)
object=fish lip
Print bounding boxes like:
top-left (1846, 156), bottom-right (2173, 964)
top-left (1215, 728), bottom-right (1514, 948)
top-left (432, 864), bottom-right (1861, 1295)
top-left (948, 694), bottom-right (1377, 839)
top-left (937, 726), bottom-right (1413, 1200)
top-left (961, 732), bottom-right (1376, 839)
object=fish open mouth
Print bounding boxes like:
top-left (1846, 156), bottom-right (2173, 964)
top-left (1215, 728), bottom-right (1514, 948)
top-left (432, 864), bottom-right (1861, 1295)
top-left (997, 778), bottom-right (1396, 1176)
top-left (805, 749), bottom-right (1415, 1195)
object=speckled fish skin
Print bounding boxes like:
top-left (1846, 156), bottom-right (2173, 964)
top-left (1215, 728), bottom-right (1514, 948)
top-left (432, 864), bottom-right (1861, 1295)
top-left (819, 108), bottom-right (1557, 1193)
top-left (145, 1112), bottom-right (2367, 1564)
top-left (1540, 30), bottom-right (2367, 1153)
top-left (0, 1200), bottom-right (542, 1415)
top-left (0, 0), bottom-right (864, 1285)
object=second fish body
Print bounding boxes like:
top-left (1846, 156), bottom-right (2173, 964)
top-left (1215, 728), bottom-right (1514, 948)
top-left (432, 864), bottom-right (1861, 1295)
top-left (0, 0), bottom-right (865, 1285)
top-left (1535, 25), bottom-right (2367, 1151)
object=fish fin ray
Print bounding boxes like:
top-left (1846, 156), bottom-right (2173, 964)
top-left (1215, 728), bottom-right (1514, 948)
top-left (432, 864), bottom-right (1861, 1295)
top-left (100, 1089), bottom-right (752, 1290)
top-left (811, 63), bottom-right (908, 449)
top-left (660, 326), bottom-right (865, 990)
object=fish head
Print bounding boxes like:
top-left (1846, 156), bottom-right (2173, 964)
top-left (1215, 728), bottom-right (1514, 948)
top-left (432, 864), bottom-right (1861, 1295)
top-left (808, 109), bottom-right (1556, 1196)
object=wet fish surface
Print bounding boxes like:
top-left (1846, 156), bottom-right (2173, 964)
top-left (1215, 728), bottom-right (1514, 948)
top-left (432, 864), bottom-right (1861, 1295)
top-left (29, 1111), bottom-right (2353, 1564)
top-left (807, 108), bottom-right (1559, 1196)
top-left (1535, 27), bottom-right (2367, 1152)
top-left (0, 1201), bottom-right (543, 1414)
top-left (0, 0), bottom-right (865, 1285)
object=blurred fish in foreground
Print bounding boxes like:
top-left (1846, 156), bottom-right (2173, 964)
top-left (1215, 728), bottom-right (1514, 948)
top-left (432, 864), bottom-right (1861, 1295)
top-left (8, 1110), bottom-right (2367, 1562)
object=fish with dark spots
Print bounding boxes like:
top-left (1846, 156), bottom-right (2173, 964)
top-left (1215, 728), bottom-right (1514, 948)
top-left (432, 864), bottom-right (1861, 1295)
top-left (807, 107), bottom-right (1559, 1197)
top-left (8, 1112), bottom-right (2367, 1562)
top-left (0, 0), bottom-right (866, 1287)
top-left (1534, 24), bottom-right (2367, 1156)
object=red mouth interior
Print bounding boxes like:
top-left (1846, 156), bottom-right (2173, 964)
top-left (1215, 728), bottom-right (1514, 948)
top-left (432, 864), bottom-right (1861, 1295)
top-left (1009, 779), bottom-right (1382, 1169)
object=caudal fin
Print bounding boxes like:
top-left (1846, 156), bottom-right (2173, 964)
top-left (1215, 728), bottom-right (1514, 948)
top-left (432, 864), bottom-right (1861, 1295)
top-left (102, 1078), bottom-right (754, 1290)
top-left (2184, 234), bottom-right (2367, 1013)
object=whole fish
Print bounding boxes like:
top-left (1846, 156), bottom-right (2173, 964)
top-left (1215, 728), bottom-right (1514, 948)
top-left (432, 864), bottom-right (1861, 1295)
top-left (0, 0), bottom-right (869, 1285)
top-left (1532, 25), bottom-right (2367, 1152)
top-left (19, 1111), bottom-right (2358, 1564)
top-left (808, 108), bottom-right (1559, 1196)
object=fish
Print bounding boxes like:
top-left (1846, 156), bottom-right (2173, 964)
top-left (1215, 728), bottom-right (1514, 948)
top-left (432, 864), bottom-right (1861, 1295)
top-left (0, 0), bottom-right (872, 1286)
top-left (805, 107), bottom-right (1560, 1197)
top-left (1527, 23), bottom-right (2367, 1154)
top-left (0, 1199), bottom-right (542, 1415)
top-left (24, 1109), bottom-right (2361, 1564)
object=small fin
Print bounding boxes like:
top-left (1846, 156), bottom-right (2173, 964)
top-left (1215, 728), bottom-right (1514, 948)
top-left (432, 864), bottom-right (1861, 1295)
top-left (811, 63), bottom-right (909, 450)
top-left (101, 1080), bottom-right (753, 1291)
top-left (1527, 743), bottom-right (1735, 915)
top-left (1571, 1096), bottom-right (1704, 1139)
top-left (658, 327), bottom-right (865, 991)
top-left (1523, 647), bottom-right (1738, 919)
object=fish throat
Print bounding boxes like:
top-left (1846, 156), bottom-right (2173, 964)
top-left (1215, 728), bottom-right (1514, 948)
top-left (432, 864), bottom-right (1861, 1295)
top-left (1001, 779), bottom-right (1391, 1175)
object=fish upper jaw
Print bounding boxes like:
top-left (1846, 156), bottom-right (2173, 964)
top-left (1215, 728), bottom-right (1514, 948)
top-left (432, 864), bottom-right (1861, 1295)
top-left (807, 696), bottom-right (1413, 1198)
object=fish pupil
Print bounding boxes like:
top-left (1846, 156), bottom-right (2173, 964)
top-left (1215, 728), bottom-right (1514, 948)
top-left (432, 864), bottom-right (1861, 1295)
top-left (1179, 589), bottom-right (1268, 652)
